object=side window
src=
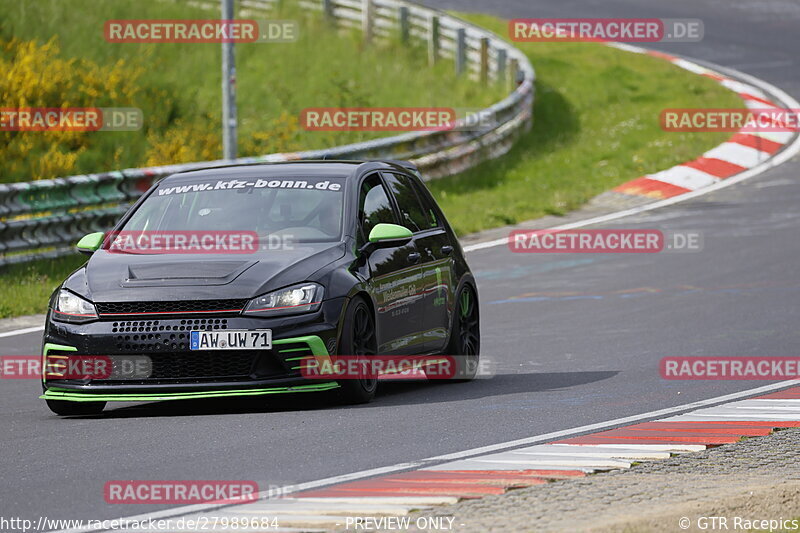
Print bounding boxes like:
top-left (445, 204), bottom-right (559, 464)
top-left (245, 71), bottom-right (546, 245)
top-left (358, 174), bottom-right (396, 243)
top-left (382, 173), bottom-right (439, 232)
top-left (412, 182), bottom-right (442, 230)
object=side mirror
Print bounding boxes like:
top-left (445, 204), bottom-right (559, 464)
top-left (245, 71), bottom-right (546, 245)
top-left (359, 223), bottom-right (413, 255)
top-left (76, 232), bottom-right (104, 255)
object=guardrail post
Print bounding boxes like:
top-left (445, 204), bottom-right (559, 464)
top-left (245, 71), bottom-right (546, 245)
top-left (479, 37), bottom-right (489, 84)
top-left (51, 214), bottom-right (73, 248)
top-left (9, 183), bottom-right (31, 216)
top-left (68, 175), bottom-right (102, 208)
top-left (399, 6), bottom-right (410, 43)
top-left (496, 48), bottom-right (507, 84)
top-left (0, 222), bottom-right (7, 256)
top-left (0, 185), bottom-right (11, 218)
top-left (3, 220), bottom-right (28, 252)
top-left (509, 57), bottom-right (520, 91)
top-left (362, 0), bottom-right (375, 43)
top-left (94, 172), bottom-right (126, 204)
top-left (428, 15), bottom-right (440, 66)
top-left (322, 0), bottom-right (335, 23)
top-left (455, 28), bottom-right (466, 76)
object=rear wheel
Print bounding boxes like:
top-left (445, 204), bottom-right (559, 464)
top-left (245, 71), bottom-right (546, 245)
top-left (46, 399), bottom-right (106, 416)
top-left (443, 284), bottom-right (480, 381)
top-left (336, 296), bottom-right (378, 404)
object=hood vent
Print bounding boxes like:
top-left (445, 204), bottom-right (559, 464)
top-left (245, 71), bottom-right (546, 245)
top-left (123, 261), bottom-right (256, 287)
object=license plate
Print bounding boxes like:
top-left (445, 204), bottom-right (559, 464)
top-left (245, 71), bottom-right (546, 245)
top-left (190, 330), bottom-right (272, 350)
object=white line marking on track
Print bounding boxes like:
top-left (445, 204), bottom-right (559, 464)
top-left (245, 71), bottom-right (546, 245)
top-left (750, 130), bottom-right (795, 143)
top-left (424, 461), bottom-right (598, 472)
top-left (670, 58), bottom-right (716, 76)
top-left (537, 445), bottom-right (672, 459)
top-left (0, 325), bottom-right (44, 338)
top-left (456, 454), bottom-right (633, 468)
top-left (296, 496), bottom-right (460, 505)
top-left (229, 500), bottom-right (419, 515)
top-left (645, 165), bottom-right (720, 190)
top-left (605, 42), bottom-right (646, 54)
top-left (552, 443), bottom-right (706, 452)
top-left (744, 98), bottom-right (783, 111)
top-left (667, 414), bottom-right (800, 421)
top-left (703, 142), bottom-right (771, 167)
top-left (720, 78), bottom-right (769, 98)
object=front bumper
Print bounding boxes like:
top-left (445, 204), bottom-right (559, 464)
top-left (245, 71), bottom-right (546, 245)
top-left (41, 298), bottom-right (346, 402)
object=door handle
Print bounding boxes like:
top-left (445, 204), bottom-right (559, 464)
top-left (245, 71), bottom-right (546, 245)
top-left (441, 245), bottom-right (454, 255)
top-left (407, 252), bottom-right (421, 263)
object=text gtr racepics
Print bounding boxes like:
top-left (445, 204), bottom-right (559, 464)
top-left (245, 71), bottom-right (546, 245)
top-left (42, 161), bottom-right (480, 415)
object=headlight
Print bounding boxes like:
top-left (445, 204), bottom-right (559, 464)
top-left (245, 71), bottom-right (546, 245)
top-left (52, 289), bottom-right (98, 323)
top-left (242, 283), bottom-right (324, 317)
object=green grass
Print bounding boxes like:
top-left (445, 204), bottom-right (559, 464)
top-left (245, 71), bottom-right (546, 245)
top-left (427, 13), bottom-right (744, 235)
top-left (0, 255), bottom-right (87, 318)
top-left (0, 0), bottom-right (503, 181)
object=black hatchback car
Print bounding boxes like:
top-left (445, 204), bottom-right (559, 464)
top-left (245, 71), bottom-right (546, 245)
top-left (42, 161), bottom-right (479, 415)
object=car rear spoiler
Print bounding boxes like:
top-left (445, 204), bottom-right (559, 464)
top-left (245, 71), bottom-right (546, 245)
top-left (382, 160), bottom-right (418, 172)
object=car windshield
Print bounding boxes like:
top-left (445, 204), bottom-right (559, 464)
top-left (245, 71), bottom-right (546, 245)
top-left (119, 175), bottom-right (346, 244)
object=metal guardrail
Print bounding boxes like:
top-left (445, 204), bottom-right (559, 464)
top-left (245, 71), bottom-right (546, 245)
top-left (0, 0), bottom-right (534, 266)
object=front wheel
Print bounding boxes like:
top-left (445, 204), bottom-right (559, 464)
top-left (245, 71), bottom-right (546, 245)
top-left (336, 296), bottom-right (378, 404)
top-left (46, 399), bottom-right (106, 416)
top-left (443, 284), bottom-right (480, 381)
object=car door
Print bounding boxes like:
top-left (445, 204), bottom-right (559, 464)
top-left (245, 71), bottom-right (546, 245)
top-left (357, 172), bottom-right (425, 355)
top-left (381, 172), bottom-right (453, 353)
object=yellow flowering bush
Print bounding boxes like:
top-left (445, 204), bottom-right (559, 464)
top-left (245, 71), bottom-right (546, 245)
top-left (144, 118), bottom-right (221, 166)
top-left (0, 37), bottom-right (143, 180)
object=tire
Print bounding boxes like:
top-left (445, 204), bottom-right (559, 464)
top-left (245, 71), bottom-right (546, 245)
top-left (441, 283), bottom-right (480, 381)
top-left (336, 296), bottom-right (378, 404)
top-left (46, 399), bottom-right (106, 416)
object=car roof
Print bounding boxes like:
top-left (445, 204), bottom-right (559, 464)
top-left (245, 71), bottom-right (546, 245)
top-left (161, 160), bottom-right (417, 184)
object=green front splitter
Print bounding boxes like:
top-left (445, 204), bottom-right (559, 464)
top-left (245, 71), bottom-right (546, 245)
top-left (41, 382), bottom-right (340, 402)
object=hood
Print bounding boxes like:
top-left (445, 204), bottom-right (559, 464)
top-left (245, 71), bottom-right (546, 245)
top-left (69, 242), bottom-right (346, 303)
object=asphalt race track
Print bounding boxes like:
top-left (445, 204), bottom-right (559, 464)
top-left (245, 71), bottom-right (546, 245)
top-left (1, 0), bottom-right (799, 523)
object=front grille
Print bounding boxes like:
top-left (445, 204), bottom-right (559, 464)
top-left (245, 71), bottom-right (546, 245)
top-left (110, 319), bottom-right (229, 351)
top-left (96, 299), bottom-right (248, 316)
top-left (146, 351), bottom-right (257, 379)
